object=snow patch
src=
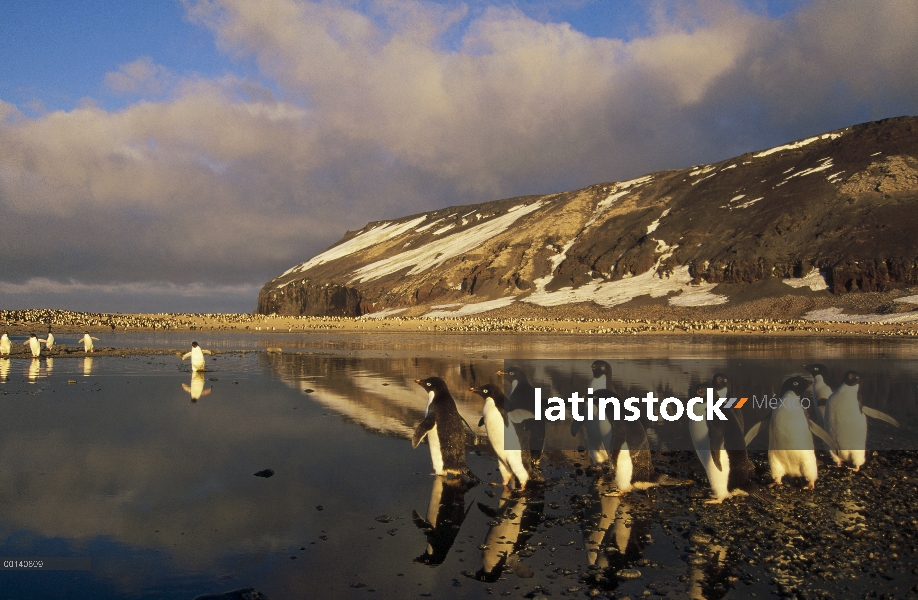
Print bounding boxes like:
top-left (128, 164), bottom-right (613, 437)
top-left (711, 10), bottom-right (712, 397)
top-left (732, 197), bottom-right (763, 209)
top-left (282, 216), bottom-right (427, 276)
top-left (415, 218), bottom-right (443, 233)
top-left (646, 208), bottom-right (671, 235)
top-left (350, 203), bottom-right (543, 283)
top-left (433, 223), bottom-right (455, 235)
top-left (753, 132), bottom-right (843, 158)
top-left (783, 269), bottom-right (829, 292)
top-left (804, 307), bottom-right (918, 324)
top-left (525, 263), bottom-right (726, 308)
top-left (424, 297), bottom-right (516, 318)
top-left (894, 295), bottom-right (918, 305)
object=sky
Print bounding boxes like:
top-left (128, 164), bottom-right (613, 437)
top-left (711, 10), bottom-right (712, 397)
top-left (1, 0), bottom-right (917, 314)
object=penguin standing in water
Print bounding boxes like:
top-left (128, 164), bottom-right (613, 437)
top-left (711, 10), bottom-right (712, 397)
top-left (45, 326), bottom-right (55, 350)
top-left (0, 333), bottom-right (11, 356)
top-left (23, 334), bottom-right (43, 358)
top-left (764, 377), bottom-right (838, 489)
top-left (182, 341), bottom-right (213, 372)
top-left (802, 364), bottom-right (833, 423)
top-left (496, 366), bottom-right (546, 465)
top-left (688, 375), bottom-right (732, 502)
top-left (690, 382), bottom-right (759, 504)
top-left (606, 391), bottom-right (691, 495)
top-left (80, 333), bottom-right (100, 353)
top-left (570, 360), bottom-right (615, 466)
top-left (470, 384), bottom-right (536, 490)
top-left (824, 370), bottom-right (900, 471)
top-left (412, 377), bottom-right (479, 484)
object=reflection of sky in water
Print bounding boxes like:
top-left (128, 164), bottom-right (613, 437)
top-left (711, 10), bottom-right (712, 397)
top-left (0, 335), bottom-right (915, 598)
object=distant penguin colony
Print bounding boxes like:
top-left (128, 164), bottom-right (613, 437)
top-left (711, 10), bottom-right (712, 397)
top-left (411, 359), bottom-right (900, 499)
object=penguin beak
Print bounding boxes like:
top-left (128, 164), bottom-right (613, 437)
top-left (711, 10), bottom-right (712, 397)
top-left (495, 370), bottom-right (504, 376)
top-left (414, 379), bottom-right (422, 385)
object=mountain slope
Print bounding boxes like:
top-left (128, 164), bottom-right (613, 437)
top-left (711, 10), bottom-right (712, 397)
top-left (258, 116), bottom-right (918, 319)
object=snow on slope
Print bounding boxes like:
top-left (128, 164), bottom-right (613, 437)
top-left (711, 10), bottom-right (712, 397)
top-left (281, 216), bottom-right (428, 277)
top-left (753, 132), bottom-right (843, 158)
top-left (783, 269), bottom-right (829, 291)
top-left (350, 202), bottom-right (543, 283)
top-left (525, 264), bottom-right (725, 308)
top-left (424, 297), bottom-right (516, 318)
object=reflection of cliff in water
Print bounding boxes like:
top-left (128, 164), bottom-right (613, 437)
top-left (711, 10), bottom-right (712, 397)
top-left (260, 354), bottom-right (502, 440)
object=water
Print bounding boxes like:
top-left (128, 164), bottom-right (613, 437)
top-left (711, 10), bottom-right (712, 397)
top-left (0, 333), bottom-right (916, 599)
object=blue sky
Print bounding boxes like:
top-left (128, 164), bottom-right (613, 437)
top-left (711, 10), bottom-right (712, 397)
top-left (1, 0), bottom-right (916, 313)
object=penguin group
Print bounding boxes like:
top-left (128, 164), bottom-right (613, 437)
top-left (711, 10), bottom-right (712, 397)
top-left (0, 331), bottom-right (101, 357)
top-left (411, 359), bottom-right (902, 503)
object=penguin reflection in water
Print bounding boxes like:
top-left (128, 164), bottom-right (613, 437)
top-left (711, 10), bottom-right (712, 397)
top-left (411, 477), bottom-right (473, 566)
top-left (182, 342), bottom-right (213, 372)
top-left (470, 383), bottom-right (541, 491)
top-left (182, 371), bottom-right (213, 402)
top-left (577, 481), bottom-right (650, 581)
top-left (411, 377), bottom-right (480, 484)
top-left (824, 370), bottom-right (900, 471)
top-left (606, 390), bottom-right (692, 495)
top-left (472, 486), bottom-right (544, 582)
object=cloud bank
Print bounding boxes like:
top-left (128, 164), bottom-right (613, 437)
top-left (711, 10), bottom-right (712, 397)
top-left (1, 0), bottom-right (916, 311)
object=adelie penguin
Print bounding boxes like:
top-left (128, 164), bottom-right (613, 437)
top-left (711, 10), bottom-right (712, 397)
top-left (824, 370), bottom-right (900, 471)
top-left (802, 364), bottom-right (833, 423)
top-left (496, 366), bottom-right (546, 464)
top-left (605, 390), bottom-right (691, 495)
top-left (470, 383), bottom-right (538, 490)
top-left (689, 382), bottom-right (759, 504)
top-left (752, 376), bottom-right (839, 490)
top-left (23, 334), bottom-right (43, 358)
top-left (688, 374), bottom-right (731, 502)
top-left (570, 360), bottom-right (615, 466)
top-left (412, 377), bottom-right (479, 484)
top-left (0, 333), bottom-right (10, 357)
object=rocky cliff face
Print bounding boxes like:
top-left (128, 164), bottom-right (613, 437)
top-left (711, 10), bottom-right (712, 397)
top-left (257, 117), bottom-right (918, 318)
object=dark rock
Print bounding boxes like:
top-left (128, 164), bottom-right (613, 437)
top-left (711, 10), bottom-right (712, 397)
top-left (192, 588), bottom-right (271, 600)
top-left (253, 469), bottom-right (275, 478)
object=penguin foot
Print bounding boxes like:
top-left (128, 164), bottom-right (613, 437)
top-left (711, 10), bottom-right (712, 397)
top-left (805, 481), bottom-right (816, 490)
top-left (768, 481), bottom-right (782, 488)
top-left (704, 498), bottom-right (726, 505)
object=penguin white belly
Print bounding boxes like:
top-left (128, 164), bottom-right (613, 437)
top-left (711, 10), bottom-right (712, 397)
top-left (29, 338), bottom-right (41, 357)
top-left (82, 336), bottom-right (94, 352)
top-left (769, 404), bottom-right (816, 484)
top-left (0, 336), bottom-right (10, 356)
top-left (826, 393), bottom-right (867, 468)
top-left (614, 442), bottom-right (633, 493)
top-left (689, 419), bottom-right (729, 498)
top-left (191, 348), bottom-right (207, 371)
top-left (483, 400), bottom-right (528, 487)
top-left (584, 403), bottom-right (611, 464)
top-left (427, 425), bottom-right (444, 475)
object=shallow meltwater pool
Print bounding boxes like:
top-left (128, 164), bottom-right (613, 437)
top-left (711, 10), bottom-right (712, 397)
top-left (0, 335), bottom-right (916, 599)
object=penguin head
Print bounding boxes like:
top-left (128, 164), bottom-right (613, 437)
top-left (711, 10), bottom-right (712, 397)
top-left (191, 341), bottom-right (198, 348)
top-left (690, 382), bottom-right (708, 398)
top-left (842, 370), bottom-right (861, 387)
top-left (470, 384), bottom-right (505, 402)
top-left (29, 333), bottom-right (36, 338)
top-left (496, 366), bottom-right (529, 384)
top-left (415, 376), bottom-right (449, 394)
top-left (802, 363), bottom-right (827, 377)
top-left (712, 373), bottom-right (728, 390)
top-left (780, 376), bottom-right (811, 397)
top-left (590, 360), bottom-right (611, 379)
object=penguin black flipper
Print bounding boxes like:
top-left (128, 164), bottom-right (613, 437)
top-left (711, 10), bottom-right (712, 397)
top-left (861, 406), bottom-right (901, 427)
top-left (412, 510), bottom-right (433, 530)
top-left (623, 421), bottom-right (655, 483)
top-left (608, 422), bottom-right (628, 466)
top-left (478, 417), bottom-right (485, 427)
top-left (412, 414), bottom-right (436, 449)
top-left (476, 501), bottom-right (502, 520)
top-left (807, 417), bottom-right (840, 454)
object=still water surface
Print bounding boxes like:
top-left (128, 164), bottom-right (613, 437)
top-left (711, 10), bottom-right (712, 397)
top-left (0, 333), bottom-right (916, 599)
